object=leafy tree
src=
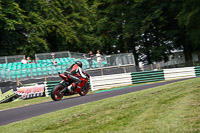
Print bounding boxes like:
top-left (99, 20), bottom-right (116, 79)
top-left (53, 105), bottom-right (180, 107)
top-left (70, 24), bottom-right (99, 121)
top-left (14, 0), bottom-right (97, 58)
top-left (90, 0), bottom-right (127, 54)
top-left (177, 0), bottom-right (200, 65)
top-left (0, 0), bottom-right (26, 56)
top-left (0, 0), bottom-right (200, 67)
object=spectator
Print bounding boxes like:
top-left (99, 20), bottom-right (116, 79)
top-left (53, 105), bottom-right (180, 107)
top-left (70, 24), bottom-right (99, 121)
top-left (96, 50), bottom-right (102, 68)
top-left (87, 51), bottom-right (94, 69)
top-left (52, 57), bottom-right (57, 66)
top-left (27, 57), bottom-right (32, 63)
top-left (21, 57), bottom-right (27, 64)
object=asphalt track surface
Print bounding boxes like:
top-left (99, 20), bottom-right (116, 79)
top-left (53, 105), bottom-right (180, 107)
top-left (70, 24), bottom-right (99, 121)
top-left (0, 78), bottom-right (190, 126)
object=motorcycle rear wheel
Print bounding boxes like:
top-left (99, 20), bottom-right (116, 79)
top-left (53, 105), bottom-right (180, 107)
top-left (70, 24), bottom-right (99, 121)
top-left (51, 84), bottom-right (65, 101)
top-left (79, 82), bottom-right (90, 96)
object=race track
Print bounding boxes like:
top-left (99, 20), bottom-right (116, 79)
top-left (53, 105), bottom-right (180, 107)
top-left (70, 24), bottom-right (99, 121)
top-left (0, 78), bottom-right (189, 126)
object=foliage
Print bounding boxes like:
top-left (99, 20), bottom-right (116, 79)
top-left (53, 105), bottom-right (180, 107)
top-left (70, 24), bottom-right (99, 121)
top-left (0, 0), bottom-right (200, 65)
top-left (0, 0), bottom-right (26, 56)
top-left (178, 0), bottom-right (200, 48)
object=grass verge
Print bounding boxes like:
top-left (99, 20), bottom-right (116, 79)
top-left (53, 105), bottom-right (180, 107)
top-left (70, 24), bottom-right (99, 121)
top-left (0, 78), bottom-right (199, 132)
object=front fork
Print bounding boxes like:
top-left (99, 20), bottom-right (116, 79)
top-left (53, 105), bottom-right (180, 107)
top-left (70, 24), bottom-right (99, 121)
top-left (59, 80), bottom-right (68, 94)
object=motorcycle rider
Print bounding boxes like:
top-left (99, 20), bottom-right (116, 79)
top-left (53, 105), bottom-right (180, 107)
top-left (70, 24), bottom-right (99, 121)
top-left (64, 61), bottom-right (88, 92)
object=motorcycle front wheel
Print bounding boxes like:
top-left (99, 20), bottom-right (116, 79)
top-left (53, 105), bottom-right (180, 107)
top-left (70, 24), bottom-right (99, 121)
top-left (79, 82), bottom-right (90, 96)
top-left (51, 84), bottom-right (65, 101)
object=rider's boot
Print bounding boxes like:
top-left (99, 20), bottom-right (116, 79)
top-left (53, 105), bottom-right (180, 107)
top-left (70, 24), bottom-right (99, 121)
top-left (67, 83), bottom-right (76, 92)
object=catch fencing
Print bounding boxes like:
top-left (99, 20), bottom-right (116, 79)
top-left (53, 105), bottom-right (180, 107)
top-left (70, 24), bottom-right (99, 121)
top-left (35, 51), bottom-right (71, 60)
top-left (0, 52), bottom-right (136, 82)
top-left (0, 55), bottom-right (25, 64)
top-left (35, 51), bottom-right (135, 67)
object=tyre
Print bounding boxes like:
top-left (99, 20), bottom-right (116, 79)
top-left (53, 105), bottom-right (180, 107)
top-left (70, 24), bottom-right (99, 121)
top-left (51, 84), bottom-right (65, 101)
top-left (79, 82), bottom-right (90, 96)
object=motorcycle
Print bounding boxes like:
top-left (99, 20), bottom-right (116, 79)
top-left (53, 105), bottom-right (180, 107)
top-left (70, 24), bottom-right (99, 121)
top-left (51, 72), bottom-right (90, 101)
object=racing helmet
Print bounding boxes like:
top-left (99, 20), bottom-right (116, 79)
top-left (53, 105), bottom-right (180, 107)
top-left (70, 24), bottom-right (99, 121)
top-left (75, 61), bottom-right (83, 68)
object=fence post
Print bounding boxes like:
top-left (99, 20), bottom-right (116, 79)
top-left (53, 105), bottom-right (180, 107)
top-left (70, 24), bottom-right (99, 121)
top-left (5, 56), bottom-right (8, 64)
top-left (16, 77), bottom-right (22, 86)
top-left (68, 51), bottom-right (71, 58)
top-left (89, 77), bottom-right (94, 91)
top-left (123, 66), bottom-right (126, 73)
top-left (158, 63), bottom-right (161, 70)
top-left (30, 68), bottom-right (33, 78)
top-left (151, 64), bottom-right (153, 70)
top-left (16, 77), bottom-right (19, 86)
top-left (101, 68), bottom-right (104, 76)
top-left (44, 75), bottom-right (47, 82)
top-left (44, 81), bottom-right (49, 97)
top-left (142, 65), bottom-right (144, 71)
top-left (8, 70), bottom-right (11, 81)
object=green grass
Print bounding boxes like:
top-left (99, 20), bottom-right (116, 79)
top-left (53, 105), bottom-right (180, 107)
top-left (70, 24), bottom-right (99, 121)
top-left (0, 78), bottom-right (200, 133)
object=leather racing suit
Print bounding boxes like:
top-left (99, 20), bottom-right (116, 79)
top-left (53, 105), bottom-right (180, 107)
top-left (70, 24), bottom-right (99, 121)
top-left (64, 64), bottom-right (87, 90)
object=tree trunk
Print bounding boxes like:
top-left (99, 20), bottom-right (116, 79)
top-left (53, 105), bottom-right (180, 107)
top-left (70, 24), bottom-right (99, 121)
top-left (132, 45), bottom-right (139, 66)
top-left (198, 51), bottom-right (200, 62)
top-left (183, 43), bottom-right (193, 67)
top-left (146, 51), bottom-right (152, 65)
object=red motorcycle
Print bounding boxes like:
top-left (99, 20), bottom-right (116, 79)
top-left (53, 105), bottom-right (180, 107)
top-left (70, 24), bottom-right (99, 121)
top-left (51, 72), bottom-right (90, 101)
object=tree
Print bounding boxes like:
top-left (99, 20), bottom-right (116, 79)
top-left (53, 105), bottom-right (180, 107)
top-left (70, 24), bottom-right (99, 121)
top-left (0, 0), bottom-right (26, 56)
top-left (177, 0), bottom-right (200, 65)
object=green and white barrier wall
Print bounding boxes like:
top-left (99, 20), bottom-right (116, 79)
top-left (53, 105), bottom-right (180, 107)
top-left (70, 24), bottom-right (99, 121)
top-left (163, 67), bottom-right (196, 80)
top-left (90, 67), bottom-right (198, 91)
top-left (44, 66), bottom-right (200, 93)
top-left (90, 73), bottom-right (132, 91)
top-left (131, 70), bottom-right (165, 84)
top-left (195, 66), bottom-right (200, 77)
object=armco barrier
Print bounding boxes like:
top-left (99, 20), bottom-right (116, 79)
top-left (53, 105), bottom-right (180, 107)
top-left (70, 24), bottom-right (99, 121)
top-left (195, 66), bottom-right (200, 77)
top-left (90, 73), bottom-right (132, 91)
top-left (131, 70), bottom-right (165, 84)
top-left (163, 67), bottom-right (196, 80)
